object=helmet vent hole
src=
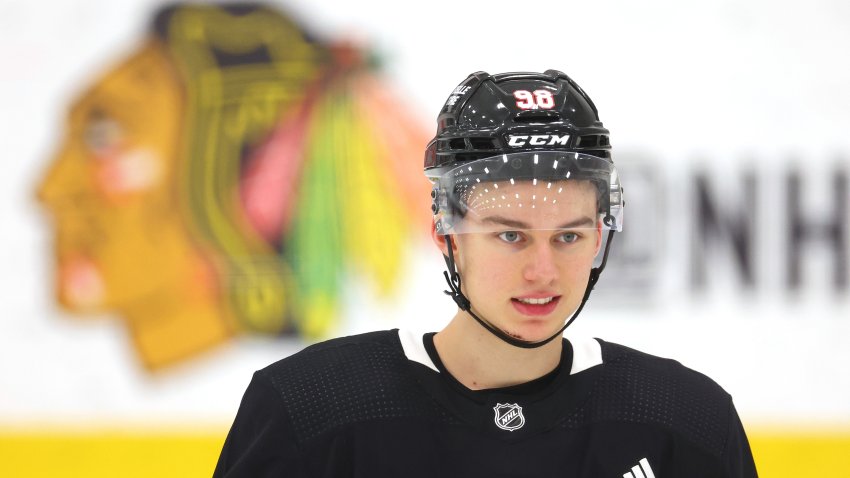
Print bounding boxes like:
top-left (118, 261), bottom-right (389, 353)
top-left (468, 137), bottom-right (497, 149)
top-left (514, 110), bottom-right (562, 123)
top-left (448, 139), bottom-right (467, 150)
top-left (578, 135), bottom-right (599, 147)
top-left (600, 135), bottom-right (610, 146)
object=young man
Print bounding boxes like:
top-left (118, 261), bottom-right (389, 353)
top-left (213, 70), bottom-right (758, 477)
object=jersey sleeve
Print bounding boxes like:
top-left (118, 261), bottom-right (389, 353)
top-left (722, 400), bottom-right (758, 478)
top-left (212, 372), bottom-right (309, 478)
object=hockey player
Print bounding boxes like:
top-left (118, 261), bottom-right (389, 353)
top-left (213, 70), bottom-right (758, 477)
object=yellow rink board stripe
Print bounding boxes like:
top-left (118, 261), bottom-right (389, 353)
top-left (1, 429), bottom-right (849, 477)
top-left (748, 432), bottom-right (850, 476)
top-left (0, 431), bottom-right (226, 478)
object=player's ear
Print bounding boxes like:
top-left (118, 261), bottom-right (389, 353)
top-left (430, 220), bottom-right (456, 257)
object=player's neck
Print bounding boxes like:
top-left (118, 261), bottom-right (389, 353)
top-left (433, 311), bottom-right (563, 391)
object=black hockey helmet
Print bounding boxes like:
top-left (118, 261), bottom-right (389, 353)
top-left (425, 70), bottom-right (622, 235)
top-left (424, 70), bottom-right (611, 176)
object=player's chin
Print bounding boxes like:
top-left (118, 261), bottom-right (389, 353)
top-left (504, 317), bottom-right (565, 343)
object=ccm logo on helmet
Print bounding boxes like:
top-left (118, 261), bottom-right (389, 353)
top-left (507, 134), bottom-right (570, 147)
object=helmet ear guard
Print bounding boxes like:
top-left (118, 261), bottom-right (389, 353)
top-left (424, 70), bottom-right (623, 349)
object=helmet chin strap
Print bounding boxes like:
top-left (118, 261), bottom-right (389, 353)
top-left (441, 230), bottom-right (616, 349)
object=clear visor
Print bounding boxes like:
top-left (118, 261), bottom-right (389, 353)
top-left (430, 151), bottom-right (623, 235)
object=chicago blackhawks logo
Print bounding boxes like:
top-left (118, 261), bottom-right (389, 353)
top-left (493, 403), bottom-right (525, 431)
top-left (36, 2), bottom-right (430, 372)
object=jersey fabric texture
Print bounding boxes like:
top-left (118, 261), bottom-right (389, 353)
top-left (213, 329), bottom-right (757, 477)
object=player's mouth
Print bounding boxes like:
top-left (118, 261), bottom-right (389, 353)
top-left (510, 295), bottom-right (561, 316)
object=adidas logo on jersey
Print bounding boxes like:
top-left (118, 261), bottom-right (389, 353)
top-left (623, 457), bottom-right (655, 478)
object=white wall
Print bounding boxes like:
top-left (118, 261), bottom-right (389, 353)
top-left (1, 0), bottom-right (848, 428)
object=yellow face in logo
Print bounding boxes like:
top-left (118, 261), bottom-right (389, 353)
top-left (37, 41), bottom-right (233, 370)
top-left (38, 41), bottom-right (185, 311)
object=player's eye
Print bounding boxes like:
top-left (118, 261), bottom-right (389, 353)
top-left (497, 231), bottom-right (522, 243)
top-left (556, 232), bottom-right (579, 244)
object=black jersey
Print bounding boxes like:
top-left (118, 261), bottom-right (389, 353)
top-left (213, 329), bottom-right (757, 477)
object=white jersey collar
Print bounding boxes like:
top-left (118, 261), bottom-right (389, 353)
top-left (397, 329), bottom-right (602, 375)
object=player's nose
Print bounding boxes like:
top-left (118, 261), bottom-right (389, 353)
top-left (521, 242), bottom-right (558, 284)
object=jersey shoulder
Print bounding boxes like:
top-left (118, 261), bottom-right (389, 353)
top-left (597, 339), bottom-right (731, 399)
top-left (255, 330), bottom-right (439, 444)
top-left (582, 339), bottom-right (734, 459)
top-left (258, 329), bottom-right (410, 399)
top-left (260, 329), bottom-right (402, 377)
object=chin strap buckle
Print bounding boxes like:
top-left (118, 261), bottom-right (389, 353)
top-left (442, 234), bottom-right (471, 311)
top-left (442, 271), bottom-right (470, 311)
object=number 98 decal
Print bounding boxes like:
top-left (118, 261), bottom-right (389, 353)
top-left (513, 89), bottom-right (555, 110)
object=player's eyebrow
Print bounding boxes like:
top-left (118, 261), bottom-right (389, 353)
top-left (481, 215), bottom-right (596, 229)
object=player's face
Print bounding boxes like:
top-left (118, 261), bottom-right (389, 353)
top-left (36, 43), bottom-right (184, 312)
top-left (448, 179), bottom-right (601, 342)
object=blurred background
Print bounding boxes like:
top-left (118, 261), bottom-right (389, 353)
top-left (1, 0), bottom-right (848, 476)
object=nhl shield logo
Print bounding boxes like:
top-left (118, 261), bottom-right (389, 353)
top-left (493, 403), bottom-right (525, 431)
